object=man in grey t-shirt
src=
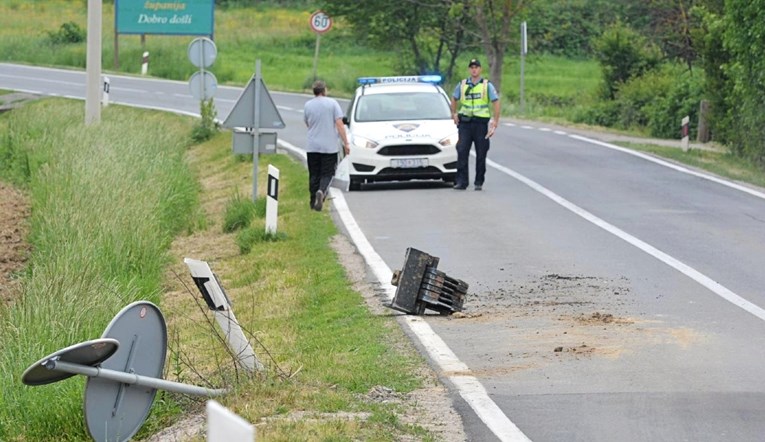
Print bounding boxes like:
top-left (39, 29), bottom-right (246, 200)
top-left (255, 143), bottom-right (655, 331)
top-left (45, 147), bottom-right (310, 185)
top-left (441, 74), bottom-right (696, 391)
top-left (304, 80), bottom-right (350, 211)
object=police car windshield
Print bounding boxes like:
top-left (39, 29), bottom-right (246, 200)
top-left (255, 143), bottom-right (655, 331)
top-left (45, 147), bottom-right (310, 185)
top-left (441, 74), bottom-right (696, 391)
top-left (355, 92), bottom-right (451, 122)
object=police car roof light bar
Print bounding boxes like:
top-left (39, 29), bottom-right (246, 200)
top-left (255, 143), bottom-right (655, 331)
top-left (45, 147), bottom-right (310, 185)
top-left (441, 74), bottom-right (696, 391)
top-left (357, 75), bottom-right (443, 85)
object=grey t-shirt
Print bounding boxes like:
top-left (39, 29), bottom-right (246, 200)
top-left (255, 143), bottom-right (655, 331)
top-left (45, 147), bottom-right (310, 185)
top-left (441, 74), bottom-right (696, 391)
top-left (304, 96), bottom-right (344, 154)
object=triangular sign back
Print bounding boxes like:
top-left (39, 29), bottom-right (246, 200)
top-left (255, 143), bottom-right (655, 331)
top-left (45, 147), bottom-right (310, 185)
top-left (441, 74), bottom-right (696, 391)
top-left (222, 75), bottom-right (286, 129)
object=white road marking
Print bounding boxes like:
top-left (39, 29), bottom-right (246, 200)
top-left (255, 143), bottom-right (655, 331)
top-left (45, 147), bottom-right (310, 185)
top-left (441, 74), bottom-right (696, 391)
top-left (486, 157), bottom-right (765, 322)
top-left (569, 135), bottom-right (765, 201)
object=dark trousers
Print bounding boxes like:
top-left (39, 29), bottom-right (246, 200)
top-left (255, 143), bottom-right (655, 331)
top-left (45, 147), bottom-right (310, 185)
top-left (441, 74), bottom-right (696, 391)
top-left (456, 120), bottom-right (490, 187)
top-left (307, 152), bottom-right (338, 207)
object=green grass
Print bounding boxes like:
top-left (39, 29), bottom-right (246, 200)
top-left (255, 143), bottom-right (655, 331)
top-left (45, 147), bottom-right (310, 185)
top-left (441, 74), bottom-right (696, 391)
top-left (620, 143), bottom-right (765, 189)
top-left (0, 99), bottom-right (202, 440)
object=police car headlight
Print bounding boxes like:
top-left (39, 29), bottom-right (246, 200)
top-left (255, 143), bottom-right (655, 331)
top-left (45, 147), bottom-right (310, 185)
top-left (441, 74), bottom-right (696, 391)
top-left (439, 134), bottom-right (458, 147)
top-left (352, 135), bottom-right (378, 149)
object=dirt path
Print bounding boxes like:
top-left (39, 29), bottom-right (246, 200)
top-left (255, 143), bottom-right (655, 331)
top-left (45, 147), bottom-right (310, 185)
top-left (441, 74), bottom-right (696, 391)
top-left (0, 181), bottom-right (30, 305)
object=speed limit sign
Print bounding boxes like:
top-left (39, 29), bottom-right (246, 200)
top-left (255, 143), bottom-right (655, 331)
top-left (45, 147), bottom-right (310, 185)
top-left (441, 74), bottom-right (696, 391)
top-left (310, 10), bottom-right (332, 34)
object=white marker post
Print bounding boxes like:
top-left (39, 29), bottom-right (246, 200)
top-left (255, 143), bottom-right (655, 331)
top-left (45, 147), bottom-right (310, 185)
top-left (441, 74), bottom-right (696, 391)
top-left (266, 164), bottom-right (279, 234)
top-left (102, 76), bottom-right (110, 107)
top-left (206, 400), bottom-right (254, 442)
top-left (141, 51), bottom-right (149, 75)
top-left (681, 115), bottom-right (690, 152)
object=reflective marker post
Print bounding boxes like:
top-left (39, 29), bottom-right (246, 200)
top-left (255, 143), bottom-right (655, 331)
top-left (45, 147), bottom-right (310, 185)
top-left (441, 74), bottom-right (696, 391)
top-left (207, 400), bottom-right (255, 441)
top-left (141, 51), bottom-right (149, 75)
top-left (102, 76), bottom-right (110, 107)
top-left (266, 165), bottom-right (279, 234)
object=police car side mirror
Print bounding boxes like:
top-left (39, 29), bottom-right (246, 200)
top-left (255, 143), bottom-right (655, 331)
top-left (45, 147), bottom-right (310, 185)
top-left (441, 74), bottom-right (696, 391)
top-left (342, 116), bottom-right (349, 125)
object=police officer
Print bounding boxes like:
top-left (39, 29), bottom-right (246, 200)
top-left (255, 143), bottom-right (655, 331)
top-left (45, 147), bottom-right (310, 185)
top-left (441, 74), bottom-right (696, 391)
top-left (450, 58), bottom-right (501, 191)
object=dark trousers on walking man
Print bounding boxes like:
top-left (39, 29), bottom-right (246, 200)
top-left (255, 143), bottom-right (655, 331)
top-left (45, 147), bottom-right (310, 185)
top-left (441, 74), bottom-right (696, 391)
top-left (455, 118), bottom-right (490, 189)
top-left (307, 152), bottom-right (338, 209)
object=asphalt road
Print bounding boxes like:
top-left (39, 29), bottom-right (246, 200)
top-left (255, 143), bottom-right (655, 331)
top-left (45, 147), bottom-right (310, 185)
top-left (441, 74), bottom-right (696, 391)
top-left (2, 64), bottom-right (765, 442)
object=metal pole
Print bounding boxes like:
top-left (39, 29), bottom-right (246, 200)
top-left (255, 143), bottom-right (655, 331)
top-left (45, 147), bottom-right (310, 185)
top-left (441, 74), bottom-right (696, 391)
top-left (520, 21), bottom-right (526, 115)
top-left (85, 0), bottom-right (102, 125)
top-left (312, 33), bottom-right (321, 81)
top-left (45, 359), bottom-right (227, 397)
top-left (252, 60), bottom-right (262, 202)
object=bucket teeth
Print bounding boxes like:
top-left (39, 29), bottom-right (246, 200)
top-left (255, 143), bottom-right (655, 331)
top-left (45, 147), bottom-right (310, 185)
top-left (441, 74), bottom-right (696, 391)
top-left (388, 248), bottom-right (468, 315)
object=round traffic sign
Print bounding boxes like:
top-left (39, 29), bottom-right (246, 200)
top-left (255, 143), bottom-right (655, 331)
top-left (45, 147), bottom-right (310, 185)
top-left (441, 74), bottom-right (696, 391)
top-left (189, 71), bottom-right (218, 101)
top-left (188, 37), bottom-right (217, 69)
top-left (310, 10), bottom-right (332, 34)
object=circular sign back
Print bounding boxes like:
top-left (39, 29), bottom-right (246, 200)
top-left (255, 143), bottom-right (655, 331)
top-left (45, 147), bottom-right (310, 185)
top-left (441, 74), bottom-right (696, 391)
top-left (189, 71), bottom-right (218, 101)
top-left (310, 11), bottom-right (332, 34)
top-left (84, 301), bottom-right (168, 442)
top-left (188, 37), bottom-right (217, 69)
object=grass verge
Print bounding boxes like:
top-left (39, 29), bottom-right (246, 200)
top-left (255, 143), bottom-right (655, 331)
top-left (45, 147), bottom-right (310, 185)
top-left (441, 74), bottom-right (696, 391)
top-left (619, 143), bottom-right (765, 190)
top-left (0, 99), bottom-right (440, 441)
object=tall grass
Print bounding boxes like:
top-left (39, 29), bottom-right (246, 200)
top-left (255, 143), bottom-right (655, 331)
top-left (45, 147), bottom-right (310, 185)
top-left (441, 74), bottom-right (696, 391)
top-left (0, 99), bottom-right (201, 440)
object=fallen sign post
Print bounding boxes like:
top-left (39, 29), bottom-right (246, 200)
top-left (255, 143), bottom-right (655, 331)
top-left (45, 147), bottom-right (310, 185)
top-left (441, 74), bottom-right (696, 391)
top-left (388, 248), bottom-right (468, 315)
top-left (21, 301), bottom-right (227, 442)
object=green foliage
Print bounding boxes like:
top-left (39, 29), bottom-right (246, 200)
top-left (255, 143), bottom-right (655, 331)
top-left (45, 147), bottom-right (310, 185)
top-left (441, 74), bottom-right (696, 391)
top-left (592, 21), bottom-right (663, 99)
top-left (524, 0), bottom-right (620, 57)
top-left (236, 225), bottom-right (287, 254)
top-left (45, 21), bottom-right (85, 45)
top-left (222, 192), bottom-right (258, 233)
top-left (320, 0), bottom-right (472, 82)
top-left (645, 67), bottom-right (704, 139)
top-left (721, 0), bottom-right (765, 164)
top-left (191, 98), bottom-right (219, 143)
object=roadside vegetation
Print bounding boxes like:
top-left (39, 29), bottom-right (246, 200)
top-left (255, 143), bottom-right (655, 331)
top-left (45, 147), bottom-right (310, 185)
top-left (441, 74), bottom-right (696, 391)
top-left (0, 99), bottom-right (437, 440)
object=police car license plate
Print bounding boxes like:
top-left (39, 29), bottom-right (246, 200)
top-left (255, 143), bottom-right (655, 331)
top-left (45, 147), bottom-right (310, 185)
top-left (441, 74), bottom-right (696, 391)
top-left (391, 158), bottom-right (428, 168)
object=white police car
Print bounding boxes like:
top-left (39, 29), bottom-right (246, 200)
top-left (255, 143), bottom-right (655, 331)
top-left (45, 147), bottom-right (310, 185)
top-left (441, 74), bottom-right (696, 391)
top-left (343, 75), bottom-right (458, 190)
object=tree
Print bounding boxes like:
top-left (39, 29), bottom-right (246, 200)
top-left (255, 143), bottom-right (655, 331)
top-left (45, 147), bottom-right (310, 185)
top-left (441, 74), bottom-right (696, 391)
top-left (721, 0), bottom-right (765, 164)
top-left (592, 21), bottom-right (663, 99)
top-left (319, 0), bottom-right (528, 90)
top-left (319, 0), bottom-right (472, 82)
top-left (464, 0), bottom-right (525, 95)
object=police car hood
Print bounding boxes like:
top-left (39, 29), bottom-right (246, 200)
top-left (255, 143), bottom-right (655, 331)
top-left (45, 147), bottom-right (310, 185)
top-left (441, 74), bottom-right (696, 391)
top-left (351, 119), bottom-right (456, 144)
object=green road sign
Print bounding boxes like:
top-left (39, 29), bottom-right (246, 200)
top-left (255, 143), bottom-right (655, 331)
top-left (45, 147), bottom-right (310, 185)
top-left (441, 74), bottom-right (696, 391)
top-left (116, 0), bottom-right (214, 36)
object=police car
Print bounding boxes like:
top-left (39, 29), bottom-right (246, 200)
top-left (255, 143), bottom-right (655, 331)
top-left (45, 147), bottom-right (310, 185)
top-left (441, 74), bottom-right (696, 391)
top-left (343, 75), bottom-right (458, 190)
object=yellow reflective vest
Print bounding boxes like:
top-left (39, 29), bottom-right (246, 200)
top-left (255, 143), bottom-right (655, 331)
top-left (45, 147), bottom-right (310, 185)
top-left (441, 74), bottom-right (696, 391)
top-left (458, 79), bottom-right (491, 118)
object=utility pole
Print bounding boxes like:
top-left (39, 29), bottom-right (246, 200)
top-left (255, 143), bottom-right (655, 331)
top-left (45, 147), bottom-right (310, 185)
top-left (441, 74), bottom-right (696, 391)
top-left (85, 0), bottom-right (102, 125)
top-left (520, 21), bottom-right (527, 114)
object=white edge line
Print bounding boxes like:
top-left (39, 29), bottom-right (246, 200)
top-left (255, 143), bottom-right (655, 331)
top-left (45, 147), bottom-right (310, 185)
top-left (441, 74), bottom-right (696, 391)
top-left (486, 157), bottom-right (765, 322)
top-left (569, 134), bottom-right (765, 201)
top-left (278, 139), bottom-right (531, 441)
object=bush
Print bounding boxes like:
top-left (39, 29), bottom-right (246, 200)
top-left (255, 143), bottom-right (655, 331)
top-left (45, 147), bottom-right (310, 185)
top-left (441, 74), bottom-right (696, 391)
top-left (191, 99), bottom-right (219, 143)
top-left (222, 192), bottom-right (257, 233)
top-left (645, 67), bottom-right (703, 139)
top-left (612, 68), bottom-right (675, 130)
top-left (45, 22), bottom-right (86, 45)
top-left (592, 21), bottom-right (663, 99)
